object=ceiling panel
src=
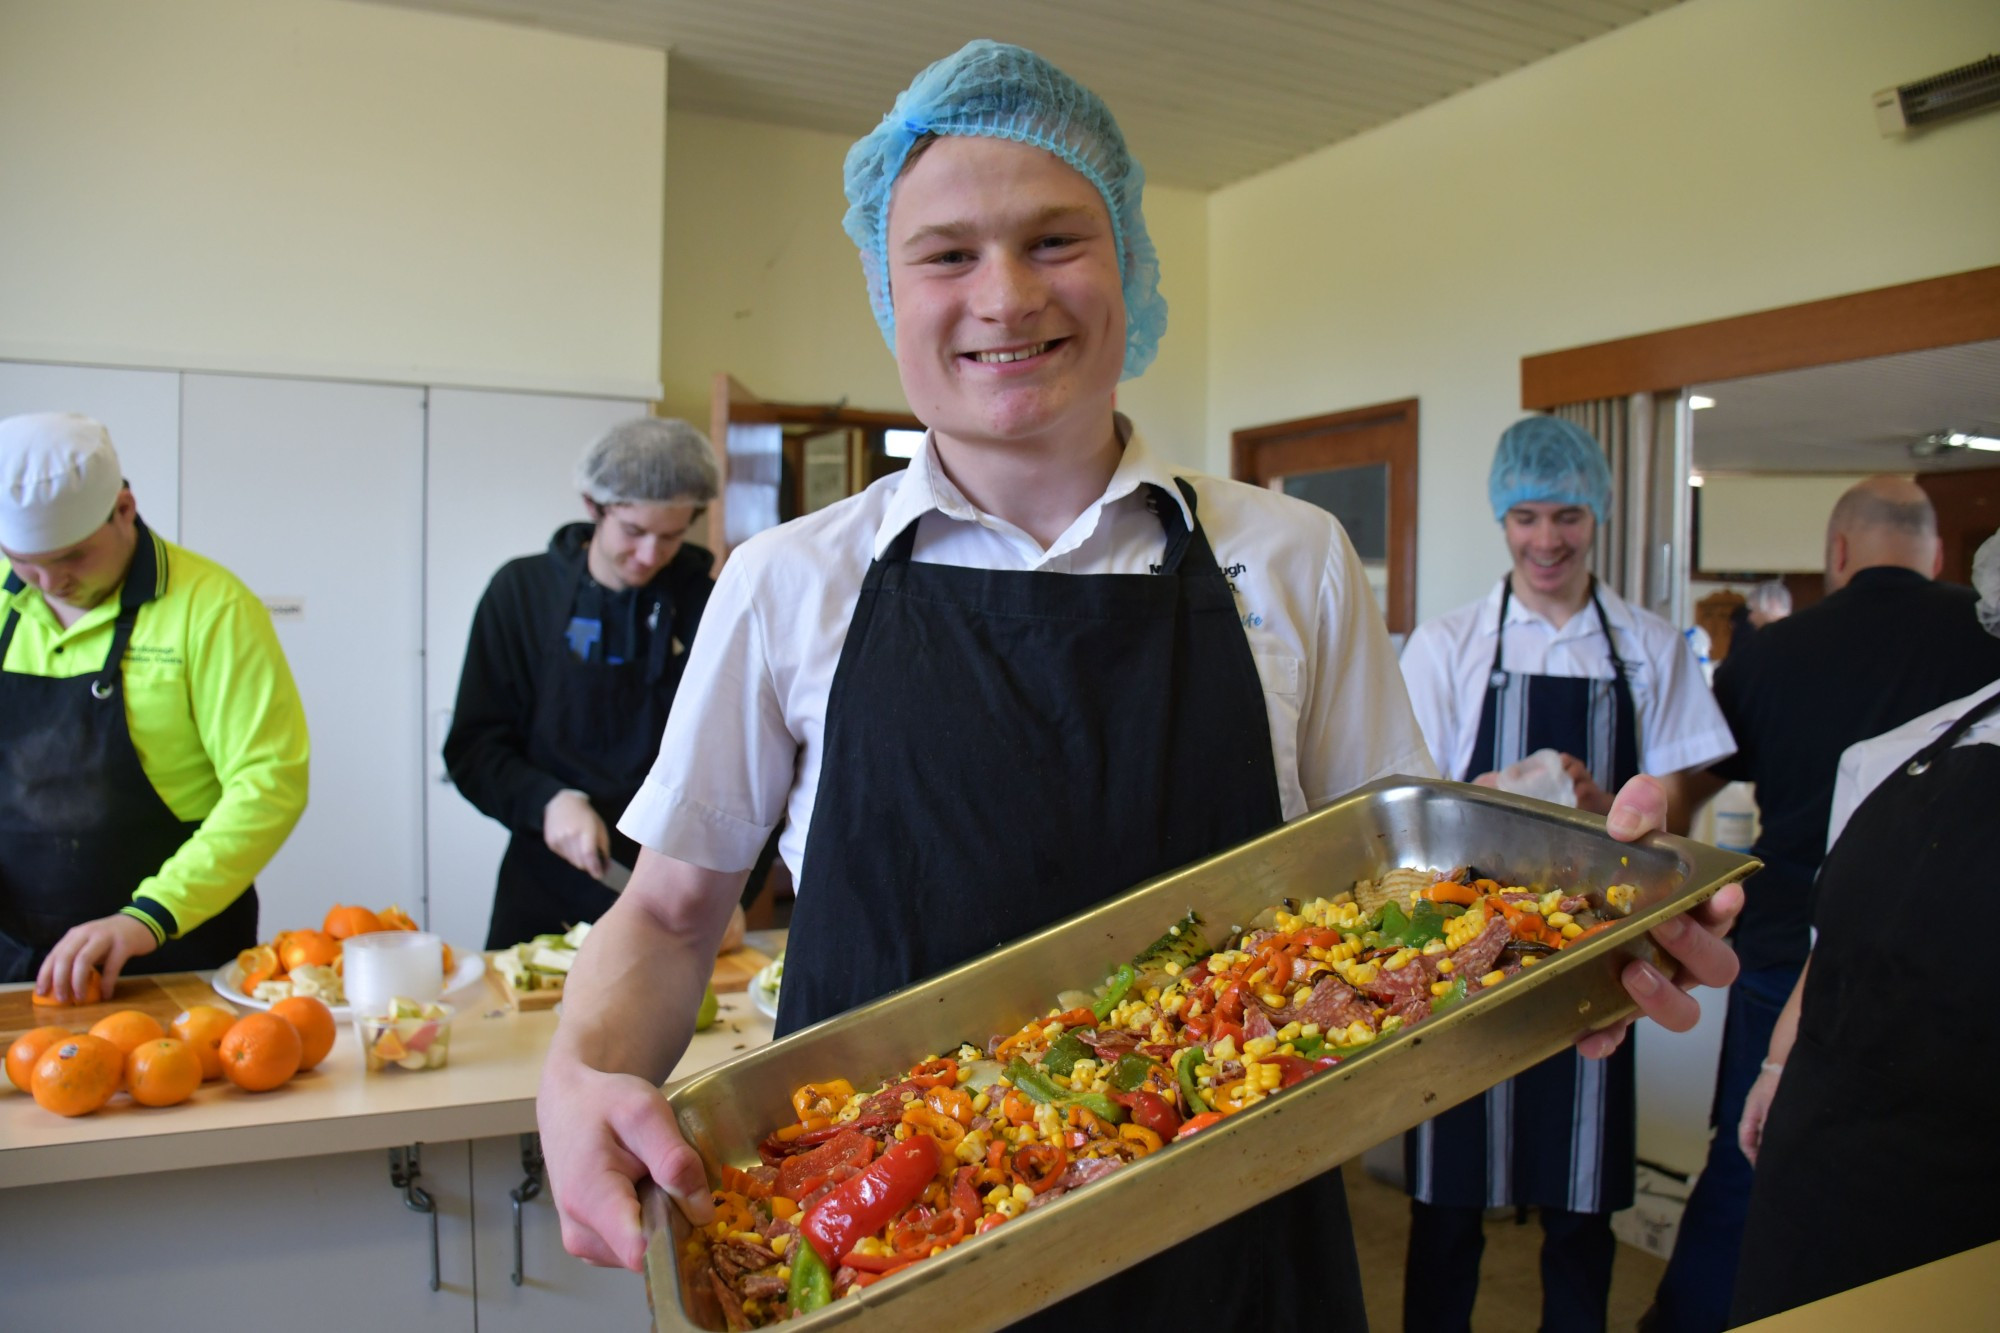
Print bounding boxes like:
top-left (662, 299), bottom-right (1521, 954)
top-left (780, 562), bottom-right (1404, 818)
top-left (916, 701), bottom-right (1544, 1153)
top-left (352, 0), bottom-right (1678, 189)
top-left (1692, 340), bottom-right (2000, 476)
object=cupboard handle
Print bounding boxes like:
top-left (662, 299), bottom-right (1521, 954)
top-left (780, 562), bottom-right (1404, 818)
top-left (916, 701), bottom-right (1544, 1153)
top-left (388, 1144), bottom-right (440, 1292)
top-left (511, 1133), bottom-right (546, 1287)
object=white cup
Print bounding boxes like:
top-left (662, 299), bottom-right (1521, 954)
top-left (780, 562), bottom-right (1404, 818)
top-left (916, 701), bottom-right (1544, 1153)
top-left (343, 931), bottom-right (445, 1017)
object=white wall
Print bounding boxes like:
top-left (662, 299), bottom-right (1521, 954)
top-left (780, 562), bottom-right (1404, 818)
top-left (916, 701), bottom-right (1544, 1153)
top-left (1698, 473), bottom-right (1883, 571)
top-left (0, 0), bottom-right (666, 397)
top-left (1207, 0), bottom-right (2000, 622)
top-left (660, 112), bottom-right (1211, 471)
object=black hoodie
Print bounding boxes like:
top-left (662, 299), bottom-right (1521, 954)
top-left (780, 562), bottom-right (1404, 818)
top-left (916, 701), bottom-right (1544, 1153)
top-left (443, 522), bottom-right (714, 839)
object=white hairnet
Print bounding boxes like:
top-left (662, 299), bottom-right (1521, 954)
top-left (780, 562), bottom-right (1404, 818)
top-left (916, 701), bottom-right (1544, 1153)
top-left (575, 418), bottom-right (718, 508)
top-left (0, 412), bottom-right (124, 554)
top-left (1746, 579), bottom-right (1792, 618)
top-left (1975, 530), bottom-right (2000, 637)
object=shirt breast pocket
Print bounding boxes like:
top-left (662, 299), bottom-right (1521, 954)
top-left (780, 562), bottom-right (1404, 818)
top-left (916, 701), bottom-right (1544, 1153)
top-left (1252, 651), bottom-right (1300, 696)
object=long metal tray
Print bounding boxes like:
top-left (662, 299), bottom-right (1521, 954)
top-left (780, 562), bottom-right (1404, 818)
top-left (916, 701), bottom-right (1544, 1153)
top-left (642, 777), bottom-right (1759, 1331)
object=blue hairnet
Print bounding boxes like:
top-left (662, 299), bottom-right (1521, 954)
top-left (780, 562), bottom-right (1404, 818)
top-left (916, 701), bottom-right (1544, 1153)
top-left (842, 40), bottom-right (1167, 380)
top-left (1488, 416), bottom-right (1613, 523)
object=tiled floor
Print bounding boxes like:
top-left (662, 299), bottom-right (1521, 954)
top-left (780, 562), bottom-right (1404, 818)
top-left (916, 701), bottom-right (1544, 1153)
top-left (1345, 1162), bottom-right (1667, 1331)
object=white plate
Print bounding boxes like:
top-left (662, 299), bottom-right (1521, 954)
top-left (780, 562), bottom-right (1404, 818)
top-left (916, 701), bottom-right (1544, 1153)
top-left (749, 957), bottom-right (782, 1020)
top-left (211, 946), bottom-right (486, 1021)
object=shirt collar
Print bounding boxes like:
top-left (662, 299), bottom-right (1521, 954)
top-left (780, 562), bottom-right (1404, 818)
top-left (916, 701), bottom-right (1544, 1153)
top-left (871, 414), bottom-right (1195, 562)
top-left (2, 516), bottom-right (162, 629)
top-left (1483, 574), bottom-right (1630, 637)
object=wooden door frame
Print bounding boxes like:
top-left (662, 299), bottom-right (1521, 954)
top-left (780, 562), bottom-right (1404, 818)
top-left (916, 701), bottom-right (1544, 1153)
top-left (1231, 398), bottom-right (1418, 632)
top-left (1521, 265), bottom-right (2000, 408)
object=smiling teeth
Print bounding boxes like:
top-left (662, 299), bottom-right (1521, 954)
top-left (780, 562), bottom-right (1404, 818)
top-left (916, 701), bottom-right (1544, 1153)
top-left (972, 343), bottom-right (1050, 363)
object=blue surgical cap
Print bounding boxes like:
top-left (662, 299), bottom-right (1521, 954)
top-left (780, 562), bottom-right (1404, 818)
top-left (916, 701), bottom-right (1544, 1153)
top-left (842, 40), bottom-right (1167, 380)
top-left (1488, 416), bottom-right (1612, 524)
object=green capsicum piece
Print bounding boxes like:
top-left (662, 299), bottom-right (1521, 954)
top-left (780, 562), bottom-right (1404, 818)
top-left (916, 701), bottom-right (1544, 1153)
top-left (1429, 976), bottom-right (1469, 1014)
top-left (786, 1222), bottom-right (833, 1315)
top-left (1041, 1032), bottom-right (1093, 1077)
top-left (1091, 963), bottom-right (1139, 1021)
top-left (1375, 900), bottom-right (1410, 941)
top-left (1175, 1045), bottom-right (1205, 1116)
top-left (1003, 1058), bottom-right (1126, 1124)
top-left (1108, 1051), bottom-right (1155, 1092)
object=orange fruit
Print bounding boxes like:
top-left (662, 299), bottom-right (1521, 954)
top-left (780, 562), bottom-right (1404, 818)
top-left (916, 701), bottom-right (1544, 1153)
top-left (31, 967), bottom-right (103, 1006)
top-left (277, 930), bottom-right (340, 972)
top-left (7, 1026), bottom-right (71, 1093)
top-left (31, 1033), bottom-right (122, 1116)
top-left (169, 1005), bottom-right (237, 1081)
top-left (322, 904), bottom-right (383, 940)
top-left (218, 1012), bottom-right (302, 1092)
top-left (89, 1009), bottom-right (167, 1061)
top-left (270, 995), bottom-right (336, 1071)
top-left (236, 944), bottom-right (280, 993)
top-left (377, 905), bottom-right (420, 932)
top-left (125, 1037), bottom-right (202, 1108)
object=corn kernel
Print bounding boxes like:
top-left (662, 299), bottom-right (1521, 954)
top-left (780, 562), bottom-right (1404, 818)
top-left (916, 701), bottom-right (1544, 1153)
top-left (894, 1123), bottom-right (911, 1140)
top-left (1522, 954), bottom-right (1540, 966)
top-left (1345, 1019), bottom-right (1372, 1044)
top-left (1480, 970), bottom-right (1505, 987)
top-left (1437, 959), bottom-right (1455, 974)
top-left (972, 1091), bottom-right (991, 1114)
top-left (1299, 1023), bottom-right (1321, 1039)
top-left (1259, 1064), bottom-right (1283, 1090)
top-left (1546, 911), bottom-right (1574, 928)
top-left (1421, 938), bottom-right (1448, 955)
top-left (1012, 1182), bottom-right (1033, 1204)
top-left (995, 1197), bottom-right (1024, 1220)
top-left (1562, 922), bottom-right (1584, 939)
top-left (1277, 1021), bottom-right (1302, 1042)
top-left (1212, 1035), bottom-right (1238, 1061)
top-left (1431, 981), bottom-right (1453, 997)
top-left (1163, 960), bottom-right (1182, 976)
top-left (775, 1266), bottom-right (791, 1282)
top-left (1247, 967), bottom-right (1268, 988)
top-left (1243, 1035), bottom-right (1278, 1058)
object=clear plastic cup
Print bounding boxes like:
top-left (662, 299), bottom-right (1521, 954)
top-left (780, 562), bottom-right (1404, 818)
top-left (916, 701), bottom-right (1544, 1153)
top-left (357, 1001), bottom-right (454, 1073)
top-left (342, 931), bottom-right (445, 1019)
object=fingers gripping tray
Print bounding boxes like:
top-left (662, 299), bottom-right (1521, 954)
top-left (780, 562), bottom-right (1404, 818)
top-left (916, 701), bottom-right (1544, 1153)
top-left (641, 777), bottom-right (1759, 1331)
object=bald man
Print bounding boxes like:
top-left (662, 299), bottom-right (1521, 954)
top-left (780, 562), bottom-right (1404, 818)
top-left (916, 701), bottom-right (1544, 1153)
top-left (1646, 475), bottom-right (2000, 1333)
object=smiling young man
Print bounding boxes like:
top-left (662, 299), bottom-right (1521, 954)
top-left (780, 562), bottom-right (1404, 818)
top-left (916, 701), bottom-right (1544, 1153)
top-left (443, 417), bottom-right (739, 949)
top-left (1394, 415), bottom-right (1736, 1333)
top-left (0, 412), bottom-right (309, 999)
top-left (534, 46), bottom-right (1744, 1327)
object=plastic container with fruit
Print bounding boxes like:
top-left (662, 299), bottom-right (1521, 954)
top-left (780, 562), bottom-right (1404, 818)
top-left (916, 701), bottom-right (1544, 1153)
top-left (356, 998), bottom-right (454, 1073)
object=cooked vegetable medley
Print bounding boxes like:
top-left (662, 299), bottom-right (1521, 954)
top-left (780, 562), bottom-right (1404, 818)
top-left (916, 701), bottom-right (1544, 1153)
top-left (689, 867), bottom-right (1638, 1327)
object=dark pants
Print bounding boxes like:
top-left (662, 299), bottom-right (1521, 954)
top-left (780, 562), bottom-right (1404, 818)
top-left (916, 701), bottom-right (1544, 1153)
top-left (1405, 1199), bottom-right (1616, 1333)
top-left (1647, 964), bottom-right (1800, 1333)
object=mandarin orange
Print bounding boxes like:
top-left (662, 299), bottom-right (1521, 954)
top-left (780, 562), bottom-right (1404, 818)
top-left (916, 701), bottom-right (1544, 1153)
top-left (218, 1012), bottom-right (302, 1092)
top-left (270, 995), bottom-right (336, 1071)
top-left (7, 1026), bottom-right (71, 1093)
top-left (30, 967), bottom-right (103, 1007)
top-left (236, 944), bottom-right (280, 993)
top-left (322, 904), bottom-right (384, 940)
top-left (89, 1010), bottom-right (167, 1059)
top-left (169, 1005), bottom-right (237, 1081)
top-left (31, 1033), bottom-right (122, 1116)
top-left (377, 905), bottom-right (421, 932)
top-left (277, 930), bottom-right (341, 972)
top-left (125, 1037), bottom-right (203, 1107)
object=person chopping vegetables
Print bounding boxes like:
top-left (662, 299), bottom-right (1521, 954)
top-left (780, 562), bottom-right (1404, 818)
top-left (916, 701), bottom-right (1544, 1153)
top-left (0, 412), bottom-right (309, 998)
top-left (536, 42), bottom-right (1742, 1327)
top-left (1727, 529), bottom-right (2000, 1325)
top-left (1395, 417), bottom-right (1736, 1333)
top-left (444, 417), bottom-right (745, 950)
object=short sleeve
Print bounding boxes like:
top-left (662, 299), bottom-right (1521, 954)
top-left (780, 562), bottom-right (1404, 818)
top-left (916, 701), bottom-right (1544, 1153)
top-left (1396, 620), bottom-right (1462, 781)
top-left (1636, 623), bottom-right (1737, 776)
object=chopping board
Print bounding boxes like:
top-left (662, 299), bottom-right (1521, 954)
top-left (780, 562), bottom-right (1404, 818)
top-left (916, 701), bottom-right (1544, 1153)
top-left (1, 973), bottom-right (234, 1048)
top-left (488, 945), bottom-right (776, 1011)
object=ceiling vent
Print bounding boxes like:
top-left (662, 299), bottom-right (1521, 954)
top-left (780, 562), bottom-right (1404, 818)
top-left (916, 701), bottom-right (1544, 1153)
top-left (1874, 54), bottom-right (2000, 135)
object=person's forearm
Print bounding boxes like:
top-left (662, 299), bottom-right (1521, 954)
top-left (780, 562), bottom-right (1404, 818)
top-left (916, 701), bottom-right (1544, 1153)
top-left (1763, 956), bottom-right (1810, 1069)
top-left (550, 853), bottom-right (746, 1082)
top-left (444, 724), bottom-right (567, 834)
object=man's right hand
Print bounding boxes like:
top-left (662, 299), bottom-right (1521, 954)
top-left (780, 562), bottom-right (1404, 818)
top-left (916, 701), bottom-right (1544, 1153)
top-left (536, 1054), bottom-right (714, 1270)
top-left (544, 789), bottom-right (609, 879)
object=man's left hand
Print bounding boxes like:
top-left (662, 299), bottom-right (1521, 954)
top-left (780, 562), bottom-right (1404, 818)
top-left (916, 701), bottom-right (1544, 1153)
top-left (36, 913), bottom-right (158, 1002)
top-left (1576, 774), bottom-right (1743, 1059)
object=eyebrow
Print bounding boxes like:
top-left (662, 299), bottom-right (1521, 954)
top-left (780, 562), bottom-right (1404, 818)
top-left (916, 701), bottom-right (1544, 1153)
top-left (900, 204), bottom-right (1100, 249)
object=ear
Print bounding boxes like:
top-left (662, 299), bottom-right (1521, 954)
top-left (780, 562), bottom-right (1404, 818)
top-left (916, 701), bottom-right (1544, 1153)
top-left (1930, 541), bottom-right (1944, 579)
top-left (582, 497), bottom-right (604, 521)
top-left (1828, 531), bottom-right (1848, 577)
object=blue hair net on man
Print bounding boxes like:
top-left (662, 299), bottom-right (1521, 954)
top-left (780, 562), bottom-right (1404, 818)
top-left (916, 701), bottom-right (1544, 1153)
top-left (841, 40), bottom-right (1167, 380)
top-left (1487, 416), bottom-right (1613, 524)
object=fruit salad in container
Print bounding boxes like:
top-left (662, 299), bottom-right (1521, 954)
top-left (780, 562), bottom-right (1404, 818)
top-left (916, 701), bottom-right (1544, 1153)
top-left (358, 998), bottom-right (454, 1073)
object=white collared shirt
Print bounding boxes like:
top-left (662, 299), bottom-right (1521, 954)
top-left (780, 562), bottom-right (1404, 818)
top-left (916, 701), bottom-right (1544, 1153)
top-left (1826, 677), bottom-right (2000, 851)
top-left (620, 420), bottom-right (1436, 883)
top-left (1398, 577), bottom-right (1736, 783)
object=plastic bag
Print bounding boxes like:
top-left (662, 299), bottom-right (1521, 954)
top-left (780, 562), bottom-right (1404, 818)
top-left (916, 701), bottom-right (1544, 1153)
top-left (1492, 748), bottom-right (1578, 807)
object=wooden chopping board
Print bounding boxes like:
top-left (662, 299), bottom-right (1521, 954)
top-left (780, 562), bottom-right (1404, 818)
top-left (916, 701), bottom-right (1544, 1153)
top-left (1, 973), bottom-right (234, 1047)
top-left (488, 945), bottom-right (775, 1011)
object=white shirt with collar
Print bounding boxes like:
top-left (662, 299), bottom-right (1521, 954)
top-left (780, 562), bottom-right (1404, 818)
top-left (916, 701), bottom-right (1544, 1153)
top-left (1826, 677), bottom-right (2000, 852)
top-left (1398, 576), bottom-right (1736, 783)
top-left (620, 419), bottom-right (1436, 883)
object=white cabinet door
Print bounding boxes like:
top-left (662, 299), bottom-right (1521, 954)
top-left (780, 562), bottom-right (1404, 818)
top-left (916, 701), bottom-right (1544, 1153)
top-left (0, 360), bottom-right (182, 542)
top-left (471, 1133), bottom-right (652, 1331)
top-left (423, 389), bottom-right (646, 949)
top-left (0, 1143), bottom-right (477, 1330)
top-left (179, 374), bottom-right (427, 936)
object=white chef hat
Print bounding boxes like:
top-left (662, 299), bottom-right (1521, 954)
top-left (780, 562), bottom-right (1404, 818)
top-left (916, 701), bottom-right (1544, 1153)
top-left (0, 413), bottom-right (126, 554)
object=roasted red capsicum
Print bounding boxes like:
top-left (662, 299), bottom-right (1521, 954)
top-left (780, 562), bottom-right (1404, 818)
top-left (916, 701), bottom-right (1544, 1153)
top-left (801, 1134), bottom-right (940, 1266)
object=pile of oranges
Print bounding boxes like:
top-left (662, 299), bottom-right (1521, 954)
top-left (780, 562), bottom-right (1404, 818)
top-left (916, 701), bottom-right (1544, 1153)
top-left (234, 903), bottom-right (440, 997)
top-left (5, 995), bottom-right (337, 1118)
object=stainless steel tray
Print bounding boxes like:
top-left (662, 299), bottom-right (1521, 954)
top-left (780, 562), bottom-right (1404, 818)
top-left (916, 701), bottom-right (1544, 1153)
top-left (643, 777), bottom-right (1759, 1332)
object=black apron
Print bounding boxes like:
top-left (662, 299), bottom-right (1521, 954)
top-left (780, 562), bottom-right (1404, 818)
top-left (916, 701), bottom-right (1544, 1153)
top-left (778, 480), bottom-right (1368, 1330)
top-left (1405, 576), bottom-right (1641, 1213)
top-left (1729, 687), bottom-right (2000, 1326)
top-left (486, 560), bottom-right (687, 948)
top-left (0, 524), bottom-right (257, 982)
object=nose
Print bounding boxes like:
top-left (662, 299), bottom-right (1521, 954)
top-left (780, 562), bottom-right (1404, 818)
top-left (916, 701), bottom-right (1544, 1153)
top-left (969, 250), bottom-right (1048, 325)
